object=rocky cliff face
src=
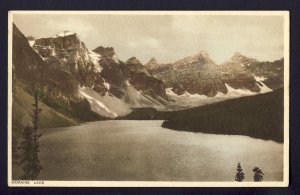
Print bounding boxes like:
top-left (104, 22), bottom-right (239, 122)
top-left (91, 47), bottom-right (168, 100)
top-left (12, 24), bottom-right (103, 127)
top-left (244, 58), bottom-right (284, 90)
top-left (147, 51), bottom-right (227, 96)
top-left (24, 29), bottom-right (169, 117)
top-left (92, 46), bottom-right (126, 97)
top-left (32, 31), bottom-right (168, 100)
top-left (14, 23), bottom-right (284, 119)
top-left (145, 57), bottom-right (159, 69)
top-left (220, 53), bottom-right (260, 93)
top-left (126, 57), bottom-right (149, 75)
top-left (14, 24), bottom-right (78, 97)
top-left (146, 51), bottom-right (283, 97)
top-left (221, 53), bottom-right (283, 90)
top-left (125, 57), bottom-right (167, 99)
top-left (32, 31), bottom-right (103, 87)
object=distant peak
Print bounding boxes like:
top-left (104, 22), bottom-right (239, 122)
top-left (230, 52), bottom-right (256, 61)
top-left (26, 36), bottom-right (36, 41)
top-left (188, 50), bottom-right (210, 59)
top-left (93, 46), bottom-right (114, 51)
top-left (145, 57), bottom-right (158, 66)
top-left (223, 52), bottom-right (259, 65)
top-left (193, 50), bottom-right (212, 60)
top-left (126, 56), bottom-right (141, 64)
top-left (149, 57), bottom-right (157, 62)
top-left (93, 46), bottom-right (115, 57)
top-left (55, 30), bottom-right (76, 37)
top-left (173, 50), bottom-right (215, 66)
top-left (198, 50), bottom-right (209, 56)
top-left (233, 52), bottom-right (242, 56)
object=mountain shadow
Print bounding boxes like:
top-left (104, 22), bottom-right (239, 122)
top-left (162, 88), bottom-right (284, 142)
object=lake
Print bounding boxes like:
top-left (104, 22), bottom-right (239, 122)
top-left (14, 120), bottom-right (283, 181)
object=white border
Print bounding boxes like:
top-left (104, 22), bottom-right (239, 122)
top-left (7, 11), bottom-right (290, 187)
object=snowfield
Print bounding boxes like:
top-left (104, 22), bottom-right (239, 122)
top-left (88, 50), bottom-right (102, 73)
top-left (253, 75), bottom-right (273, 93)
top-left (165, 79), bottom-right (273, 110)
top-left (78, 86), bottom-right (168, 118)
top-left (56, 31), bottom-right (76, 37)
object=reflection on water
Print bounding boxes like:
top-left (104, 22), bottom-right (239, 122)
top-left (15, 120), bottom-right (284, 181)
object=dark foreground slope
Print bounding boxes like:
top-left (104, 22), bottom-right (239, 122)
top-left (162, 88), bottom-right (284, 142)
top-left (12, 85), bottom-right (78, 135)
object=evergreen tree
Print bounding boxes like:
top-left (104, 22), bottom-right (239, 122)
top-left (19, 125), bottom-right (34, 179)
top-left (235, 162), bottom-right (245, 182)
top-left (19, 65), bottom-right (43, 179)
top-left (30, 90), bottom-right (43, 179)
top-left (253, 167), bottom-right (264, 182)
top-left (12, 135), bottom-right (19, 163)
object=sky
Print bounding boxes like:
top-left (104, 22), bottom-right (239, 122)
top-left (13, 13), bottom-right (285, 64)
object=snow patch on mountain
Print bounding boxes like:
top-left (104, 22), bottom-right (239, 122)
top-left (79, 87), bottom-right (133, 117)
top-left (88, 50), bottom-right (102, 72)
top-left (80, 86), bottom-right (169, 117)
top-left (254, 75), bottom-right (267, 81)
top-left (166, 88), bottom-right (221, 110)
top-left (253, 75), bottom-right (273, 93)
top-left (28, 40), bottom-right (35, 47)
top-left (112, 54), bottom-right (120, 63)
top-left (166, 88), bottom-right (207, 100)
top-left (51, 48), bottom-right (56, 56)
top-left (165, 84), bottom-right (263, 111)
top-left (125, 80), bottom-right (131, 86)
top-left (56, 31), bottom-right (76, 37)
top-left (224, 83), bottom-right (256, 97)
top-left (103, 81), bottom-right (110, 90)
top-left (79, 88), bottom-right (118, 118)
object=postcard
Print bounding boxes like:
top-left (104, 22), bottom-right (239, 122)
top-left (8, 11), bottom-right (289, 187)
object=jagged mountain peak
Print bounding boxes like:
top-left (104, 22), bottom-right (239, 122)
top-left (145, 57), bottom-right (159, 67)
top-left (31, 29), bottom-right (103, 74)
top-left (188, 50), bottom-right (210, 59)
top-left (26, 36), bottom-right (35, 41)
top-left (197, 50), bottom-right (209, 57)
top-left (231, 52), bottom-right (246, 59)
top-left (93, 46), bottom-right (116, 58)
top-left (126, 56), bottom-right (142, 65)
top-left (34, 30), bottom-right (82, 49)
top-left (12, 23), bottom-right (284, 121)
top-left (126, 56), bottom-right (150, 75)
top-left (228, 52), bottom-right (259, 65)
top-left (173, 50), bottom-right (215, 66)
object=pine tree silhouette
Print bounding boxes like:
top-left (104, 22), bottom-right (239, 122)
top-left (253, 167), bottom-right (264, 182)
top-left (30, 90), bottom-right (43, 179)
top-left (235, 162), bottom-right (245, 182)
top-left (19, 65), bottom-right (43, 180)
top-left (12, 135), bottom-right (19, 164)
top-left (19, 125), bottom-right (34, 179)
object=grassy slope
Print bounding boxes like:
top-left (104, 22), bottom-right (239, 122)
top-left (121, 89), bottom-right (284, 142)
top-left (12, 86), bottom-right (78, 135)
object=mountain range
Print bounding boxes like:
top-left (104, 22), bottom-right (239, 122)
top-left (146, 51), bottom-right (283, 97)
top-left (12, 23), bottom-right (284, 132)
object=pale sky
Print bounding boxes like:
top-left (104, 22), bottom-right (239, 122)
top-left (13, 13), bottom-right (284, 64)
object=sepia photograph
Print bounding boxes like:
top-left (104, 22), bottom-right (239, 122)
top-left (8, 11), bottom-right (289, 187)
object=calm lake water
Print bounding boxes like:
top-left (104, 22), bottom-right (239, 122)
top-left (14, 120), bottom-right (283, 181)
